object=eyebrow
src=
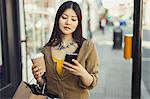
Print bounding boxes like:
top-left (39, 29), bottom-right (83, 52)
top-left (62, 13), bottom-right (77, 18)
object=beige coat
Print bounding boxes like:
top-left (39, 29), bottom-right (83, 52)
top-left (41, 40), bottom-right (100, 99)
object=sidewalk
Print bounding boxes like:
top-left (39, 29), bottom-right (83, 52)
top-left (90, 27), bottom-right (132, 99)
top-left (89, 26), bottom-right (150, 99)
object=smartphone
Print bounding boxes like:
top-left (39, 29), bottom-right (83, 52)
top-left (64, 53), bottom-right (78, 65)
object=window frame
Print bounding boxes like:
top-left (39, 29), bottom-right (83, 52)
top-left (0, 0), bottom-right (22, 98)
top-left (0, 0), bottom-right (10, 88)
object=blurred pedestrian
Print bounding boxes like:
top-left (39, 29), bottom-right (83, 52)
top-left (99, 16), bottom-right (108, 34)
top-left (32, 1), bottom-right (100, 99)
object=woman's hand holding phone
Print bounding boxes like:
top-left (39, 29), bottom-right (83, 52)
top-left (64, 53), bottom-right (78, 65)
top-left (63, 59), bottom-right (94, 87)
top-left (63, 54), bottom-right (88, 77)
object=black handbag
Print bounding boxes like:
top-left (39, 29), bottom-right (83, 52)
top-left (13, 79), bottom-right (60, 99)
top-left (25, 82), bottom-right (60, 98)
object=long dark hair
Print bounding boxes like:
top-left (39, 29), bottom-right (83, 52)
top-left (45, 1), bottom-right (85, 47)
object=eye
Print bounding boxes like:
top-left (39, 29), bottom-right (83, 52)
top-left (61, 16), bottom-right (67, 19)
top-left (72, 19), bottom-right (77, 21)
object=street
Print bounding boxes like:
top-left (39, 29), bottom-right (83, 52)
top-left (89, 26), bottom-right (150, 99)
top-left (142, 29), bottom-right (150, 97)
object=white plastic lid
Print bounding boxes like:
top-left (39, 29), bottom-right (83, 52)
top-left (30, 53), bottom-right (43, 59)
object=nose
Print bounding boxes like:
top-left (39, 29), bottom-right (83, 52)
top-left (66, 19), bottom-right (71, 25)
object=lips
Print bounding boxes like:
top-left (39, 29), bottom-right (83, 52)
top-left (64, 26), bottom-right (71, 30)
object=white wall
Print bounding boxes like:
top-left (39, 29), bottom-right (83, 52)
top-left (144, 2), bottom-right (150, 25)
top-left (82, 0), bottom-right (100, 38)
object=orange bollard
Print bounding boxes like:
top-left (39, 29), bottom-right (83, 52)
top-left (124, 34), bottom-right (133, 59)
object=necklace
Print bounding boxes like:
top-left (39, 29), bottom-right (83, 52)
top-left (57, 41), bottom-right (76, 50)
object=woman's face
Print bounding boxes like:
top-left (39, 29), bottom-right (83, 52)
top-left (59, 8), bottom-right (78, 35)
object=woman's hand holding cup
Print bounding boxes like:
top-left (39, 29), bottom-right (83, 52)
top-left (31, 53), bottom-right (46, 82)
top-left (32, 63), bottom-right (45, 82)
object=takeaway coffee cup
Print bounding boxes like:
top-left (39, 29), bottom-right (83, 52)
top-left (31, 53), bottom-right (46, 72)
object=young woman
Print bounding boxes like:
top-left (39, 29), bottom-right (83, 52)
top-left (32, 1), bottom-right (100, 99)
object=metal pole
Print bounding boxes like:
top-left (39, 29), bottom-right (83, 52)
top-left (132, 0), bottom-right (143, 99)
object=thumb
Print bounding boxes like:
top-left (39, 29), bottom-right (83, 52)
top-left (72, 59), bottom-right (80, 65)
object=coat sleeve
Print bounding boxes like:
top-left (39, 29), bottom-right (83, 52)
top-left (79, 41), bottom-right (100, 89)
